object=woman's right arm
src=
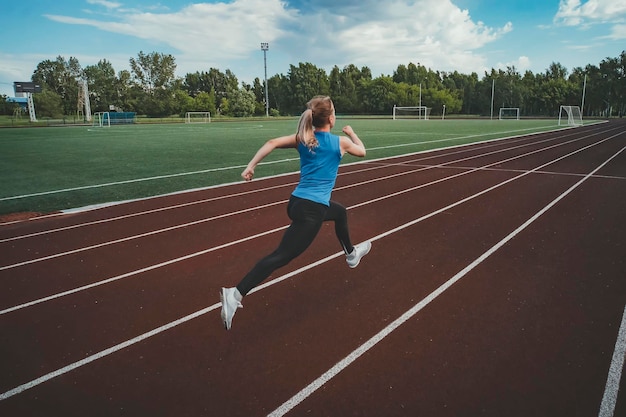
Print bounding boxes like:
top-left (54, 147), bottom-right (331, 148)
top-left (242, 134), bottom-right (298, 181)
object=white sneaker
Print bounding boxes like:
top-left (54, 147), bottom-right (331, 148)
top-left (346, 241), bottom-right (372, 268)
top-left (220, 287), bottom-right (243, 330)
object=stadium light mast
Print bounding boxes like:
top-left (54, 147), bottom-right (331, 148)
top-left (419, 82), bottom-right (422, 107)
top-left (581, 73), bottom-right (587, 115)
top-left (490, 78), bottom-right (495, 120)
top-left (261, 42), bottom-right (269, 117)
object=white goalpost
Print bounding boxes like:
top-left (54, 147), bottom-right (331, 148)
top-left (499, 107), bottom-right (520, 120)
top-left (393, 106), bottom-right (430, 120)
top-left (93, 112), bottom-right (110, 128)
top-left (185, 111), bottom-right (211, 123)
top-left (558, 105), bottom-right (583, 126)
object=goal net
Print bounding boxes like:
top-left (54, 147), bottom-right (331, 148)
top-left (185, 111), bottom-right (211, 123)
top-left (393, 106), bottom-right (430, 120)
top-left (499, 107), bottom-right (520, 120)
top-left (558, 105), bottom-right (583, 126)
top-left (93, 112), bottom-right (111, 128)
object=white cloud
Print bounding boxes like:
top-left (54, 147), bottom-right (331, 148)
top-left (282, 0), bottom-right (512, 75)
top-left (42, 0), bottom-right (511, 78)
top-left (0, 53), bottom-right (38, 84)
top-left (607, 23), bottom-right (626, 39)
top-left (86, 0), bottom-right (122, 9)
top-left (48, 0), bottom-right (297, 60)
top-left (554, 0), bottom-right (626, 26)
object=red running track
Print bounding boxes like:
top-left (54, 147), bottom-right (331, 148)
top-left (1, 120), bottom-right (625, 417)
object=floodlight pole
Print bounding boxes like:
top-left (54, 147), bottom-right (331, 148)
top-left (490, 79), bottom-right (495, 120)
top-left (419, 82), bottom-right (422, 107)
top-left (581, 73), bottom-right (587, 116)
top-left (261, 42), bottom-right (269, 117)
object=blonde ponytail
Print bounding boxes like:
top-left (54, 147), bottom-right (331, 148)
top-left (296, 108), bottom-right (319, 151)
top-left (296, 96), bottom-right (334, 152)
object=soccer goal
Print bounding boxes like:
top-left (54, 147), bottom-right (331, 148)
top-left (558, 105), bottom-right (583, 126)
top-left (185, 111), bottom-right (211, 123)
top-left (93, 112), bottom-right (111, 128)
top-left (499, 107), bottom-right (520, 120)
top-left (393, 106), bottom-right (430, 120)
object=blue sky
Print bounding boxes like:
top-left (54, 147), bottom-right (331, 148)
top-left (1, 0), bottom-right (625, 97)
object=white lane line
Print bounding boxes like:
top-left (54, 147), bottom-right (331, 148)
top-left (0, 133), bottom-right (610, 314)
top-left (0, 251), bottom-right (342, 401)
top-left (0, 159), bottom-right (296, 202)
top-left (0, 131), bottom-right (542, 239)
top-left (0, 306), bottom-right (214, 401)
top-left (0, 225), bottom-right (289, 315)
top-left (1, 124), bottom-right (584, 235)
top-left (0, 200), bottom-right (289, 271)
top-left (0, 182), bottom-right (296, 243)
top-left (0, 126), bottom-right (505, 204)
top-left (0, 130), bottom-right (589, 269)
top-left (599, 305), bottom-right (626, 417)
top-left (1, 124), bottom-right (562, 204)
top-left (0, 133), bottom-right (594, 313)
top-left (1, 138), bottom-right (622, 401)
top-left (0, 122), bottom-right (611, 232)
top-left (267, 143), bottom-right (626, 417)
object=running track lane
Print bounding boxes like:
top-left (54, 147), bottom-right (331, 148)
top-left (0, 120), bottom-right (624, 416)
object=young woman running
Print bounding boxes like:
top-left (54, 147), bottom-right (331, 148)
top-left (220, 95), bottom-right (372, 330)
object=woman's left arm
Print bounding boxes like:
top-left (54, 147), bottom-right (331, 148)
top-left (339, 125), bottom-right (366, 157)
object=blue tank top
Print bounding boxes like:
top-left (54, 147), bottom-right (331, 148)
top-left (292, 131), bottom-right (342, 206)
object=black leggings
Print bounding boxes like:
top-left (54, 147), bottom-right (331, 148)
top-left (236, 195), bottom-right (354, 296)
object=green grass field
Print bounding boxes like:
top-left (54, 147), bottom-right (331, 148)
top-left (0, 118), bottom-right (583, 216)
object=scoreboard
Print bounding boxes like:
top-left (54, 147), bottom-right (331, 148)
top-left (14, 82), bottom-right (42, 93)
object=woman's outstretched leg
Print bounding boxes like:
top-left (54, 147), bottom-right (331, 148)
top-left (221, 197), bottom-right (325, 329)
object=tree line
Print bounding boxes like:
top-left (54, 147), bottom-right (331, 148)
top-left (1, 50), bottom-right (624, 119)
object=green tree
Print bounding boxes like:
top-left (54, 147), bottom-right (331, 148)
top-left (129, 51), bottom-right (177, 93)
top-left (499, 66), bottom-right (523, 109)
top-left (173, 89), bottom-right (194, 115)
top-left (443, 71), bottom-right (478, 114)
top-left (538, 75), bottom-right (569, 116)
top-left (32, 55), bottom-right (82, 115)
top-left (329, 64), bottom-right (370, 114)
top-left (251, 77), bottom-right (266, 115)
top-left (360, 76), bottom-right (398, 114)
top-left (229, 88), bottom-right (256, 117)
top-left (128, 51), bottom-right (178, 116)
top-left (193, 91), bottom-right (217, 114)
top-left (196, 68), bottom-right (239, 114)
top-left (393, 64), bottom-right (409, 84)
top-left (429, 88), bottom-right (462, 115)
top-left (116, 70), bottom-right (137, 112)
top-left (598, 52), bottom-right (625, 117)
top-left (267, 73), bottom-right (289, 114)
top-left (520, 71), bottom-right (539, 115)
top-left (286, 63), bottom-right (330, 114)
top-left (182, 71), bottom-right (212, 97)
top-left (33, 89), bottom-right (63, 118)
top-left (546, 62), bottom-right (568, 80)
top-left (1, 95), bottom-right (15, 116)
top-left (32, 56), bottom-right (66, 95)
top-left (25, 50), bottom-right (626, 119)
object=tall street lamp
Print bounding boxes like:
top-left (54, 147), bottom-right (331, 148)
top-left (261, 42), bottom-right (269, 117)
